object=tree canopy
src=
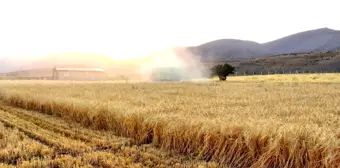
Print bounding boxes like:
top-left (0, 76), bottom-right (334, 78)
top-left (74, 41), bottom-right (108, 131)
top-left (211, 63), bottom-right (235, 81)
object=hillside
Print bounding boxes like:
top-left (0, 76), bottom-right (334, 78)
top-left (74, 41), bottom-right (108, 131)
top-left (0, 58), bottom-right (33, 73)
top-left (0, 53), bottom-right (122, 73)
top-left (3, 53), bottom-right (146, 79)
top-left (263, 28), bottom-right (340, 54)
top-left (193, 39), bottom-right (269, 61)
top-left (21, 53), bottom-right (117, 69)
top-left (192, 28), bottom-right (340, 61)
top-left (2, 27), bottom-right (340, 76)
top-left (233, 50), bottom-right (340, 74)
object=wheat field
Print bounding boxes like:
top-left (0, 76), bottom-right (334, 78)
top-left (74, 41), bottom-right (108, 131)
top-left (0, 74), bottom-right (339, 168)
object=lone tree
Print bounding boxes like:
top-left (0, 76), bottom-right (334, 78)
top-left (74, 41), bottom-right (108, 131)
top-left (211, 63), bottom-right (235, 81)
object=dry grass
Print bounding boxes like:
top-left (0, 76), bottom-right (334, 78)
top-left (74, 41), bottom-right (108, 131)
top-left (0, 74), bottom-right (339, 167)
top-left (228, 73), bottom-right (340, 83)
top-left (0, 104), bottom-right (218, 168)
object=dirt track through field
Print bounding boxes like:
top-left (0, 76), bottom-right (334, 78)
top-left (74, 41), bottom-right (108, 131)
top-left (0, 103), bottom-right (218, 168)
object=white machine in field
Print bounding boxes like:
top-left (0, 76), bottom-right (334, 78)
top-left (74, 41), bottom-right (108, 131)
top-left (151, 67), bottom-right (187, 81)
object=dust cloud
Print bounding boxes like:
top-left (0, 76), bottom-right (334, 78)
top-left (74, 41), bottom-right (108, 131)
top-left (138, 47), bottom-right (211, 82)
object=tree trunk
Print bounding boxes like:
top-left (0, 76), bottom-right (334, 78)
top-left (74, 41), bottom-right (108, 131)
top-left (218, 76), bottom-right (227, 81)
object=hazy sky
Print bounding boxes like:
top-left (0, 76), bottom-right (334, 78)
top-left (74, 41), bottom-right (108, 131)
top-left (0, 0), bottom-right (339, 60)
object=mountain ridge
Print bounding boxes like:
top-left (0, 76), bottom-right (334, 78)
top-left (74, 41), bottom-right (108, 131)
top-left (191, 28), bottom-right (340, 61)
top-left (263, 28), bottom-right (340, 54)
top-left (2, 27), bottom-right (340, 73)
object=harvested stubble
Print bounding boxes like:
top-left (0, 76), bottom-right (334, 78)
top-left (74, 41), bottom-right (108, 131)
top-left (0, 76), bottom-right (339, 167)
top-left (0, 104), bottom-right (218, 167)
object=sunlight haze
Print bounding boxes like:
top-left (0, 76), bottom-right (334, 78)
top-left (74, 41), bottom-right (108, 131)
top-left (0, 0), bottom-right (339, 60)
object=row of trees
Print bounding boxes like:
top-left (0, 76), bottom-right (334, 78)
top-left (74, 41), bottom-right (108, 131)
top-left (211, 63), bottom-right (340, 81)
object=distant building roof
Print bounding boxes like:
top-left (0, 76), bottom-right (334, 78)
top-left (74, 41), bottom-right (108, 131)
top-left (53, 68), bottom-right (105, 72)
